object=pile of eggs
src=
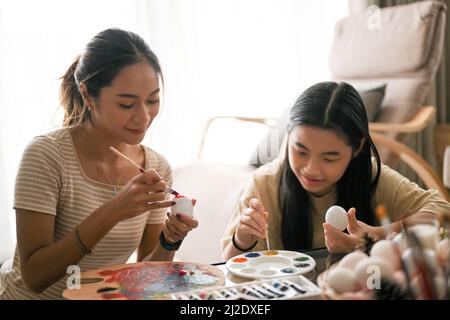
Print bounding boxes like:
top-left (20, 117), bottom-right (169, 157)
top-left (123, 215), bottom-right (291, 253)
top-left (325, 235), bottom-right (449, 299)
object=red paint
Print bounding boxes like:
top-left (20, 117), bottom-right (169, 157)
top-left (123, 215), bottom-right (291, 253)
top-left (232, 257), bottom-right (248, 263)
top-left (175, 194), bottom-right (184, 198)
top-left (98, 266), bottom-right (135, 283)
top-left (102, 292), bottom-right (126, 300)
top-left (95, 262), bottom-right (221, 300)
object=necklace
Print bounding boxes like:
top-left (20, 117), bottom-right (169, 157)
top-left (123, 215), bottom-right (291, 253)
top-left (81, 127), bottom-right (126, 195)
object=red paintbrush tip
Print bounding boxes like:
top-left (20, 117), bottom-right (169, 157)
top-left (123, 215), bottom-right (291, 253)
top-left (175, 194), bottom-right (184, 198)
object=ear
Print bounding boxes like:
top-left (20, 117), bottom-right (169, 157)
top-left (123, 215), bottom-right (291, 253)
top-left (354, 138), bottom-right (366, 158)
top-left (79, 82), bottom-right (94, 108)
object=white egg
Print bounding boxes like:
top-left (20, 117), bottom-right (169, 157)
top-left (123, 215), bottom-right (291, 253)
top-left (338, 250), bottom-right (368, 270)
top-left (370, 240), bottom-right (402, 271)
top-left (325, 205), bottom-right (348, 231)
top-left (326, 267), bottom-right (356, 294)
top-left (171, 197), bottom-right (193, 217)
top-left (436, 238), bottom-right (449, 267)
top-left (354, 257), bottom-right (394, 288)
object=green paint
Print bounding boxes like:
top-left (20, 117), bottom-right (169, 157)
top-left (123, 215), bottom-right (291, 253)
top-left (294, 257), bottom-right (309, 262)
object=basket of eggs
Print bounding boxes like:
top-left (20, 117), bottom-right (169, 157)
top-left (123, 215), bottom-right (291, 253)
top-left (317, 211), bottom-right (449, 300)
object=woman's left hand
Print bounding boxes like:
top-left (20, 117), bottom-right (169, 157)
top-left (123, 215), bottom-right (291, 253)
top-left (323, 208), bottom-right (381, 253)
top-left (162, 200), bottom-right (198, 244)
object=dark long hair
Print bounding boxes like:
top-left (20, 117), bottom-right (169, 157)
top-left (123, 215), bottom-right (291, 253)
top-left (279, 82), bottom-right (381, 250)
top-left (60, 28), bottom-right (163, 127)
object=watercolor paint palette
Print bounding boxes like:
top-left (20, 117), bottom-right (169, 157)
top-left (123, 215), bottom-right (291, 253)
top-left (168, 275), bottom-right (322, 300)
top-left (225, 250), bottom-right (316, 279)
top-left (63, 261), bottom-right (225, 300)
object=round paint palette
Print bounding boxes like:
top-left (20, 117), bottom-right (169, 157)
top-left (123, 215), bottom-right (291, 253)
top-left (226, 250), bottom-right (316, 279)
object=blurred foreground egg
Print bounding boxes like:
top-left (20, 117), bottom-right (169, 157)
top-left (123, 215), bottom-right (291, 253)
top-left (339, 250), bottom-right (368, 270)
top-left (370, 240), bottom-right (401, 270)
top-left (327, 267), bottom-right (356, 294)
top-left (354, 257), bottom-right (394, 287)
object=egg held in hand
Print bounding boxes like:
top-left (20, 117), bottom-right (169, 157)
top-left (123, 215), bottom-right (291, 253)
top-left (171, 195), bottom-right (194, 217)
top-left (325, 205), bottom-right (349, 231)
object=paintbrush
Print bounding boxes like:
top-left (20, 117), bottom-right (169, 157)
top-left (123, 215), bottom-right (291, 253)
top-left (265, 230), bottom-right (271, 251)
top-left (265, 212), bottom-right (271, 251)
top-left (403, 224), bottom-right (438, 300)
top-left (109, 146), bottom-right (179, 196)
top-left (375, 204), bottom-right (392, 237)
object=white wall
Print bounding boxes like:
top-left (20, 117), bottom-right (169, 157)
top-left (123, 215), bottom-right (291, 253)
top-left (0, 0), bottom-right (348, 260)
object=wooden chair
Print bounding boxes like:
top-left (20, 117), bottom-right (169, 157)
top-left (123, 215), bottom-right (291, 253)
top-left (371, 131), bottom-right (450, 202)
top-left (370, 105), bottom-right (450, 201)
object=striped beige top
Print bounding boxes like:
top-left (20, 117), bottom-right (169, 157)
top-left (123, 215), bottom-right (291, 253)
top-left (0, 128), bottom-right (172, 300)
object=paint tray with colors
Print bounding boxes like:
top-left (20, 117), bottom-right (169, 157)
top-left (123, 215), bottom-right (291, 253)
top-left (169, 275), bottom-right (322, 300)
top-left (226, 250), bottom-right (316, 279)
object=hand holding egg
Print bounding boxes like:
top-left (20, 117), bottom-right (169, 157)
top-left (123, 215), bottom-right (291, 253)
top-left (164, 194), bottom-right (198, 243)
top-left (171, 195), bottom-right (196, 218)
top-left (325, 205), bottom-right (349, 231)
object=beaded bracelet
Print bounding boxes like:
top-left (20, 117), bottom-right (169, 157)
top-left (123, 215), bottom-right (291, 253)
top-left (232, 232), bottom-right (258, 252)
top-left (74, 225), bottom-right (95, 256)
top-left (159, 231), bottom-right (183, 251)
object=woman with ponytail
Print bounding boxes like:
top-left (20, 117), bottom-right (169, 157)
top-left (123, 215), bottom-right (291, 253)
top-left (1, 28), bottom-right (198, 299)
top-left (222, 82), bottom-right (450, 259)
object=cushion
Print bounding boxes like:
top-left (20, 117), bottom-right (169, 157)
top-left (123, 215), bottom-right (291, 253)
top-left (356, 83), bottom-right (386, 122)
top-left (329, 1), bottom-right (444, 78)
top-left (249, 84), bottom-right (386, 167)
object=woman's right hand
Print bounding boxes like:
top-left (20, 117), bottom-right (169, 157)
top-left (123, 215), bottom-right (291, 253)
top-left (108, 169), bottom-right (174, 222)
top-left (234, 198), bottom-right (269, 249)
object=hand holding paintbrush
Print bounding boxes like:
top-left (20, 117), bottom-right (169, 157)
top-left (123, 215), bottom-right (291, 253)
top-left (233, 198), bottom-right (270, 252)
top-left (110, 146), bottom-right (179, 196)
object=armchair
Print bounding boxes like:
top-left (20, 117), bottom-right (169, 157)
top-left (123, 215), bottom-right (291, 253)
top-left (329, 0), bottom-right (447, 167)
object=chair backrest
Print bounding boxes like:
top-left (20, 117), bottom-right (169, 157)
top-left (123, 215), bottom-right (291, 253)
top-left (329, 1), bottom-right (446, 127)
top-left (330, 1), bottom-right (446, 169)
top-left (371, 131), bottom-right (450, 202)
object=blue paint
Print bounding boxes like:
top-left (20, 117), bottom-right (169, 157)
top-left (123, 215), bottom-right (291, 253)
top-left (280, 268), bottom-right (296, 274)
top-left (294, 263), bottom-right (310, 268)
top-left (244, 252), bottom-right (260, 258)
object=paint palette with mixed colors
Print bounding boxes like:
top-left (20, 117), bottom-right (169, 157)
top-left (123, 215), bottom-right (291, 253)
top-left (62, 261), bottom-right (225, 300)
top-left (169, 275), bottom-right (322, 300)
top-left (225, 250), bottom-right (316, 279)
